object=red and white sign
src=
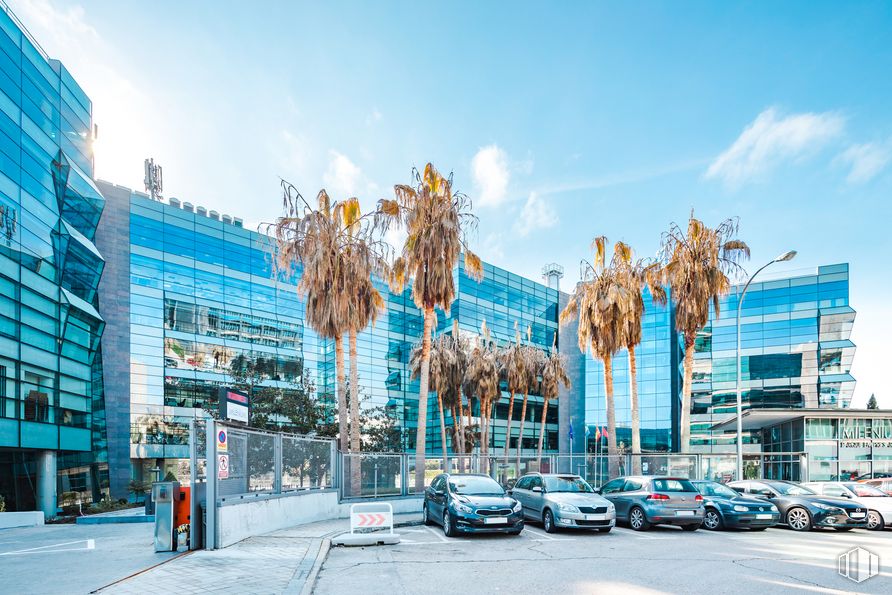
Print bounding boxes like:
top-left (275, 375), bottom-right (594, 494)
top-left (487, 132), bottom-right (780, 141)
top-left (217, 454), bottom-right (230, 480)
top-left (355, 513), bottom-right (387, 527)
top-left (349, 503), bottom-right (394, 535)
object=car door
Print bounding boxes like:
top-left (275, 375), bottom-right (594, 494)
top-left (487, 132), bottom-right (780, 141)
top-left (512, 476), bottom-right (532, 518)
top-left (428, 476), bottom-right (447, 519)
top-left (527, 475), bottom-right (545, 517)
top-left (599, 479), bottom-right (627, 518)
top-left (618, 478), bottom-right (646, 517)
top-left (747, 482), bottom-right (783, 514)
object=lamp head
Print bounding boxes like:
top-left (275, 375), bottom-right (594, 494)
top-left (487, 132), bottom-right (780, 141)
top-left (774, 250), bottom-right (797, 263)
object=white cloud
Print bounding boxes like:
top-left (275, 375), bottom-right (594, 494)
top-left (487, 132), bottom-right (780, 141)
top-left (471, 145), bottom-right (510, 207)
top-left (323, 150), bottom-right (363, 197)
top-left (365, 109), bottom-right (382, 125)
top-left (705, 107), bottom-right (845, 188)
top-left (481, 232), bottom-right (505, 262)
top-left (836, 141), bottom-right (892, 184)
top-left (514, 192), bottom-right (557, 237)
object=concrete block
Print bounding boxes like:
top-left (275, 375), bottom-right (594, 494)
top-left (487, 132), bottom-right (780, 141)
top-left (330, 532), bottom-right (401, 547)
top-left (0, 511), bottom-right (45, 529)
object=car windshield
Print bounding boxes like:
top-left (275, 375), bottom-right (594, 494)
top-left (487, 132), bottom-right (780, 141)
top-left (695, 482), bottom-right (738, 498)
top-left (448, 476), bottom-right (504, 496)
top-left (845, 483), bottom-right (888, 497)
top-left (543, 476), bottom-right (594, 493)
top-left (769, 482), bottom-right (815, 496)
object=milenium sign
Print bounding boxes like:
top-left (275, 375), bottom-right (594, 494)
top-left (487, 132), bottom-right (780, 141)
top-left (838, 419), bottom-right (892, 448)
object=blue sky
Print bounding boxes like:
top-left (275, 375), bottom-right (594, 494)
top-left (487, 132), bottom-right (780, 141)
top-left (11, 0), bottom-right (892, 406)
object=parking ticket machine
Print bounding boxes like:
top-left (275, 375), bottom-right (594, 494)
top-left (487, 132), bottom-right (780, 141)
top-left (153, 481), bottom-right (180, 552)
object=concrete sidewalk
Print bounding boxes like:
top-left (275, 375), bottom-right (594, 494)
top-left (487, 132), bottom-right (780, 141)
top-left (98, 513), bottom-right (422, 594)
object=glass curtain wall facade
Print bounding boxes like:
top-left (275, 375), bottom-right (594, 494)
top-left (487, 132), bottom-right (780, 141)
top-left (690, 264), bottom-right (856, 452)
top-left (0, 4), bottom-right (105, 512)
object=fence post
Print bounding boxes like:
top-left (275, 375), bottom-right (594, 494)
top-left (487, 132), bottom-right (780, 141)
top-left (274, 433), bottom-right (283, 494)
top-left (206, 418), bottom-right (217, 551)
top-left (399, 453), bottom-right (408, 497)
top-left (332, 440), bottom-right (340, 497)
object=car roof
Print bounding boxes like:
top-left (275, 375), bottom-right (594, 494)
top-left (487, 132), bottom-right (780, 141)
top-left (444, 473), bottom-right (491, 478)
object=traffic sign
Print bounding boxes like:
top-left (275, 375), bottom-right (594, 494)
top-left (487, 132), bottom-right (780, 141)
top-left (217, 429), bottom-right (227, 453)
top-left (217, 454), bottom-right (229, 480)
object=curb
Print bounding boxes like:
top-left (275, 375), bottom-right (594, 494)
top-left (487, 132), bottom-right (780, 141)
top-left (298, 536), bottom-right (331, 595)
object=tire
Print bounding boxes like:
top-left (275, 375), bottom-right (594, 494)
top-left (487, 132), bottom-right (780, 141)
top-left (867, 510), bottom-right (884, 531)
top-left (834, 527), bottom-right (853, 532)
top-left (443, 510), bottom-right (456, 538)
top-left (681, 523), bottom-right (700, 532)
top-left (629, 506), bottom-right (651, 531)
top-left (597, 527), bottom-right (612, 533)
top-left (750, 527), bottom-right (768, 532)
top-left (543, 509), bottom-right (557, 533)
top-left (703, 508), bottom-right (724, 531)
top-left (422, 503), bottom-right (433, 526)
top-left (785, 507), bottom-right (812, 532)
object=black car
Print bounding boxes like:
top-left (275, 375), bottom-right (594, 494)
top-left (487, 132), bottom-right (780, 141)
top-left (423, 473), bottom-right (524, 537)
top-left (727, 480), bottom-right (869, 532)
top-left (692, 481), bottom-right (780, 530)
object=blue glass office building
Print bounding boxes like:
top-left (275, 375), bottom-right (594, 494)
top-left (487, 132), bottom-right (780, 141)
top-left (0, 4), bottom-right (105, 514)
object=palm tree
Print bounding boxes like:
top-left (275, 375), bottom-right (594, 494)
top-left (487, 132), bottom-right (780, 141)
top-left (515, 340), bottom-right (543, 471)
top-left (463, 323), bottom-right (500, 472)
top-left (410, 329), bottom-right (456, 468)
top-left (613, 243), bottom-right (666, 473)
top-left (377, 163), bottom-right (482, 491)
top-left (500, 323), bottom-right (527, 466)
top-left (443, 321), bottom-right (470, 470)
top-left (536, 339), bottom-right (571, 465)
top-left (661, 212), bottom-right (749, 453)
top-left (560, 236), bottom-right (635, 478)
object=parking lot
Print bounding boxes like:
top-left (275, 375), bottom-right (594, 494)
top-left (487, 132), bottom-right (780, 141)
top-left (316, 523), bottom-right (892, 594)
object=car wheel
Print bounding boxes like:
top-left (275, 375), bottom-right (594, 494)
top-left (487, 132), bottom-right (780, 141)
top-left (543, 509), bottom-right (558, 533)
top-left (834, 527), bottom-right (853, 532)
top-left (867, 510), bottom-right (883, 531)
top-left (443, 510), bottom-right (456, 538)
top-left (703, 508), bottom-right (723, 530)
top-left (597, 527), bottom-right (612, 533)
top-left (786, 507), bottom-right (812, 532)
top-left (422, 503), bottom-right (432, 526)
top-left (629, 506), bottom-right (651, 531)
top-left (681, 523), bottom-right (700, 532)
top-left (750, 527), bottom-right (768, 532)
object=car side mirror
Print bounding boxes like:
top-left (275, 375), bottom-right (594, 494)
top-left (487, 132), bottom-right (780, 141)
top-left (532, 486), bottom-right (542, 493)
top-left (593, 488), bottom-right (602, 494)
top-left (435, 489), bottom-right (445, 496)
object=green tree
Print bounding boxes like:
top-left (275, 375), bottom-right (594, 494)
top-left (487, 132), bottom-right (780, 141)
top-left (867, 394), bottom-right (878, 410)
top-left (661, 213), bottom-right (749, 452)
top-left (377, 163), bottom-right (482, 491)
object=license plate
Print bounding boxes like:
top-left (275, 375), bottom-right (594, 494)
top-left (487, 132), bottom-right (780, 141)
top-left (585, 515), bottom-right (606, 521)
top-left (756, 514), bottom-right (773, 520)
top-left (484, 517), bottom-right (507, 524)
top-left (850, 512), bottom-right (865, 518)
top-left (675, 510), bottom-right (695, 517)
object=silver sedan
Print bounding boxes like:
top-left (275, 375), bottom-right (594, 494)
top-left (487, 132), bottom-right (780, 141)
top-left (511, 473), bottom-right (616, 533)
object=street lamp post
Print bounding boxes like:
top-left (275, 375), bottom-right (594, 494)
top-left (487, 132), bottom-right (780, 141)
top-left (735, 250), bottom-right (796, 481)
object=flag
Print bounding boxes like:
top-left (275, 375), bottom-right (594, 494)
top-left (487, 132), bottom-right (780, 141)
top-left (594, 427), bottom-right (601, 441)
top-left (568, 422), bottom-right (574, 441)
top-left (585, 425), bottom-right (590, 438)
top-left (601, 426), bottom-right (609, 440)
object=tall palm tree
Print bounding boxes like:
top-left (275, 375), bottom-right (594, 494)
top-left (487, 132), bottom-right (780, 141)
top-left (500, 323), bottom-right (527, 466)
top-left (410, 328), bottom-right (456, 467)
top-left (515, 339), bottom-right (543, 471)
top-left (377, 163), bottom-right (482, 491)
top-left (560, 236), bottom-right (634, 478)
top-left (463, 323), bottom-right (500, 471)
top-left (661, 213), bottom-right (749, 453)
top-left (612, 243), bottom-right (666, 473)
top-left (536, 339), bottom-right (571, 464)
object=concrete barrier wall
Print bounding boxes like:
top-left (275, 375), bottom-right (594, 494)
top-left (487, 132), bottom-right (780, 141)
top-left (0, 511), bottom-right (45, 529)
top-left (217, 491), bottom-right (422, 548)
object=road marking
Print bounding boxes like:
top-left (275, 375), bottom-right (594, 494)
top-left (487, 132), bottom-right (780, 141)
top-left (523, 527), bottom-right (575, 541)
top-left (0, 539), bottom-right (95, 556)
top-left (422, 525), bottom-right (450, 543)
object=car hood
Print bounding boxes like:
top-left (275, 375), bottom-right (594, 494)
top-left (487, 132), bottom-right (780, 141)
top-left (454, 494), bottom-right (515, 508)
top-left (545, 492), bottom-right (612, 507)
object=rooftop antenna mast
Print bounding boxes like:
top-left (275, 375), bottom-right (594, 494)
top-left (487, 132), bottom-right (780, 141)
top-left (144, 158), bottom-right (163, 201)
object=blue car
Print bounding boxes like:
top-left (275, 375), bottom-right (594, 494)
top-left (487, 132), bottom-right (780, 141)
top-left (693, 480), bottom-right (780, 530)
top-left (423, 473), bottom-right (524, 537)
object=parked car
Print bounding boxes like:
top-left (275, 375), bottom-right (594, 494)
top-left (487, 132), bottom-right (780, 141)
top-left (422, 473), bottom-right (524, 537)
top-left (727, 480), bottom-right (869, 532)
top-left (860, 478), bottom-right (892, 496)
top-left (804, 481), bottom-right (892, 530)
top-left (511, 473), bottom-right (616, 533)
top-left (597, 476), bottom-right (704, 531)
top-left (692, 480), bottom-right (780, 531)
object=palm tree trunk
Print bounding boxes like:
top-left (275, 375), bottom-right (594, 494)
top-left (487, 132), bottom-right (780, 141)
top-left (515, 392), bottom-right (529, 471)
top-left (489, 401), bottom-right (497, 476)
top-left (436, 390), bottom-right (449, 470)
top-left (680, 338), bottom-right (695, 454)
top-left (451, 403), bottom-right (464, 472)
top-left (334, 335), bottom-right (348, 454)
top-left (629, 347), bottom-right (641, 474)
top-left (503, 391), bottom-right (516, 463)
top-left (349, 330), bottom-right (361, 495)
top-left (604, 354), bottom-right (619, 479)
top-left (536, 397), bottom-right (549, 468)
top-left (413, 308), bottom-right (434, 492)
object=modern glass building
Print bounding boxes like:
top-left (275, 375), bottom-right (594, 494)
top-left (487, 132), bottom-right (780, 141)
top-left (689, 263), bottom-right (856, 452)
top-left (0, 4), bottom-right (105, 514)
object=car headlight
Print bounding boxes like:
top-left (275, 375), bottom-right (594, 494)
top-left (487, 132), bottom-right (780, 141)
top-left (607, 504), bottom-right (615, 512)
top-left (769, 505), bottom-right (778, 512)
top-left (812, 502), bottom-right (842, 513)
top-left (453, 502), bottom-right (473, 514)
top-left (556, 502), bottom-right (579, 513)
top-left (512, 501), bottom-right (522, 513)
top-left (733, 505), bottom-right (749, 512)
